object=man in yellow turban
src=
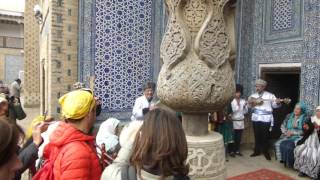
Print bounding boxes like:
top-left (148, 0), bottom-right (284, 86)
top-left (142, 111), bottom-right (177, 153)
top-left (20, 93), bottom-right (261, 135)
top-left (34, 89), bottom-right (102, 179)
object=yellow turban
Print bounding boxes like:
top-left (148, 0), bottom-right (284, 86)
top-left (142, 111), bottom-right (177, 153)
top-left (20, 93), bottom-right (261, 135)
top-left (59, 90), bottom-right (96, 120)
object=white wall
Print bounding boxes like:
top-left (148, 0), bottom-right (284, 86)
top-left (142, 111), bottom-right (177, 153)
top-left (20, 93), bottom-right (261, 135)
top-left (0, 23), bottom-right (24, 38)
top-left (0, 0), bottom-right (24, 13)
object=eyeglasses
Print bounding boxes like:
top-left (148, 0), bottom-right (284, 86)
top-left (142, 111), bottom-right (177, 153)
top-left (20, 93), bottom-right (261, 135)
top-left (81, 88), bottom-right (94, 95)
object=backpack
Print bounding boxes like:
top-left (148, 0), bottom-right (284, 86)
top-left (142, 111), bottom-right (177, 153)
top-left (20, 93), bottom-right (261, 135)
top-left (121, 165), bottom-right (137, 180)
top-left (32, 158), bottom-right (55, 180)
top-left (32, 144), bottom-right (69, 180)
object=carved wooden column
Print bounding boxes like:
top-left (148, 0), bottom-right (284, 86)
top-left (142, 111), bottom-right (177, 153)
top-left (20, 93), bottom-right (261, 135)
top-left (157, 0), bottom-right (235, 179)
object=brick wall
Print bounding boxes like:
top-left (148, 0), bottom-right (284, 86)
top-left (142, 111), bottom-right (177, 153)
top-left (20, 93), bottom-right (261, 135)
top-left (38, 0), bottom-right (79, 117)
top-left (24, 0), bottom-right (41, 107)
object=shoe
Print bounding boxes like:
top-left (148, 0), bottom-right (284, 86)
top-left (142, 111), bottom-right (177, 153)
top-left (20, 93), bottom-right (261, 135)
top-left (229, 152), bottom-right (235, 157)
top-left (235, 152), bottom-right (243, 156)
top-left (250, 152), bottom-right (261, 157)
top-left (264, 152), bottom-right (271, 160)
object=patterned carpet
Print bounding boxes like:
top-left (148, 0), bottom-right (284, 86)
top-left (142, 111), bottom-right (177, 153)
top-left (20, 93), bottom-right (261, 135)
top-left (228, 169), bottom-right (295, 180)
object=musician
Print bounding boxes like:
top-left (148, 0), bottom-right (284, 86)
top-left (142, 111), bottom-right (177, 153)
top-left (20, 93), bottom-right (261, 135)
top-left (228, 84), bottom-right (248, 157)
top-left (248, 79), bottom-right (281, 160)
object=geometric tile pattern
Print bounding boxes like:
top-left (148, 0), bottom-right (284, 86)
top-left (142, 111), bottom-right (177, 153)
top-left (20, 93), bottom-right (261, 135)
top-left (94, 0), bottom-right (153, 112)
top-left (264, 0), bottom-right (303, 43)
top-left (23, 0), bottom-right (40, 106)
top-left (271, 0), bottom-right (294, 32)
top-left (236, 0), bottom-right (320, 110)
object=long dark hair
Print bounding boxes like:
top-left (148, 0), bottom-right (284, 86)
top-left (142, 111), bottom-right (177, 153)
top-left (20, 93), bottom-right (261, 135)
top-left (130, 108), bottom-right (189, 179)
top-left (0, 120), bottom-right (19, 167)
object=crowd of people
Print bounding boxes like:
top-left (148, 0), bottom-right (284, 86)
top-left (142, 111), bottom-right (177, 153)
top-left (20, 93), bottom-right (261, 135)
top-left (0, 81), bottom-right (190, 180)
top-left (1, 78), bottom-right (320, 179)
top-left (0, 79), bottom-right (25, 124)
top-left (212, 79), bottom-right (320, 179)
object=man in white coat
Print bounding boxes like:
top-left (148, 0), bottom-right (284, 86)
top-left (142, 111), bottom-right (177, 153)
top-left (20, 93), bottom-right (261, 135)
top-left (10, 79), bottom-right (22, 100)
top-left (131, 82), bottom-right (156, 121)
top-left (248, 79), bottom-right (281, 160)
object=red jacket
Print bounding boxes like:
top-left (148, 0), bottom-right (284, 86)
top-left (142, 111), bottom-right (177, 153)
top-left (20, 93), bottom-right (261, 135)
top-left (43, 122), bottom-right (102, 180)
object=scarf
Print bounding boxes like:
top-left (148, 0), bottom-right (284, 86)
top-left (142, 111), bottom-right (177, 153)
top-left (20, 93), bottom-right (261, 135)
top-left (96, 118), bottom-right (120, 151)
top-left (287, 102), bottom-right (307, 130)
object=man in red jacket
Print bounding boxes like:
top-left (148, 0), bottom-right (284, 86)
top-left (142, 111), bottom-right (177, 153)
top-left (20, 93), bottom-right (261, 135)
top-left (36, 89), bottom-right (102, 180)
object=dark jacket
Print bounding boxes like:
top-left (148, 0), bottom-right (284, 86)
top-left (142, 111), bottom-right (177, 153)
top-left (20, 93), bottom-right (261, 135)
top-left (15, 142), bottom-right (39, 180)
top-left (297, 117), bottom-right (317, 145)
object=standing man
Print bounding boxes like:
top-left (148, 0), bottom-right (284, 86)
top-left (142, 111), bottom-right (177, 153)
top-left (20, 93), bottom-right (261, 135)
top-left (33, 89), bottom-right (102, 179)
top-left (10, 79), bottom-right (22, 101)
top-left (248, 79), bottom-right (281, 160)
top-left (131, 82), bottom-right (156, 121)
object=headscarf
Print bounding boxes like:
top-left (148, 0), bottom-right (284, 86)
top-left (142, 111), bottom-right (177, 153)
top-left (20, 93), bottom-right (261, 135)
top-left (311, 106), bottom-right (320, 125)
top-left (255, 79), bottom-right (267, 86)
top-left (96, 118), bottom-right (120, 151)
top-left (59, 90), bottom-right (96, 120)
top-left (287, 101), bottom-right (308, 130)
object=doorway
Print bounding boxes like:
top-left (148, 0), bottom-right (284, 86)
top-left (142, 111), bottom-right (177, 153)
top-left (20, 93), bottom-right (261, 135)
top-left (261, 67), bottom-right (300, 139)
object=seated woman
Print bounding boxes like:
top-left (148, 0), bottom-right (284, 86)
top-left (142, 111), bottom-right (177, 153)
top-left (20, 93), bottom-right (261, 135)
top-left (96, 118), bottom-right (122, 167)
top-left (294, 106), bottom-right (320, 179)
top-left (274, 102), bottom-right (307, 167)
top-left (102, 108), bottom-right (190, 180)
top-left (96, 118), bottom-right (122, 153)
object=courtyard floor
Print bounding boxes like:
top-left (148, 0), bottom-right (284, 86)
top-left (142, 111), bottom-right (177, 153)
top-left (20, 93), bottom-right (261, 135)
top-left (226, 148), bottom-right (307, 179)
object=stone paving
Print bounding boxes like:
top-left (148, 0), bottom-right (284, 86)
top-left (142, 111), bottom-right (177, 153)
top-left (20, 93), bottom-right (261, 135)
top-left (226, 148), bottom-right (308, 179)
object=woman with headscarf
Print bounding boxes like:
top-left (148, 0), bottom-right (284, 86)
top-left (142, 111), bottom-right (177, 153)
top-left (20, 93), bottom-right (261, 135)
top-left (96, 118), bottom-right (121, 154)
top-left (294, 106), bottom-right (320, 178)
top-left (274, 102), bottom-right (308, 167)
top-left (33, 89), bottom-right (102, 180)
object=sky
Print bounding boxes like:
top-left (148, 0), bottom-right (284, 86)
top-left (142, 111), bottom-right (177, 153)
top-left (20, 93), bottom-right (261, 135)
top-left (0, 0), bottom-right (25, 12)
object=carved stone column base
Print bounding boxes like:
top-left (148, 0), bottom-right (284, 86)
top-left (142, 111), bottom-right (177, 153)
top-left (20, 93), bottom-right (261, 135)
top-left (187, 132), bottom-right (226, 180)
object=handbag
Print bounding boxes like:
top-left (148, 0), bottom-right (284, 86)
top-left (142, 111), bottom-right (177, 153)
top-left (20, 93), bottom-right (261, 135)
top-left (13, 101), bottom-right (26, 120)
top-left (33, 144), bottom-right (61, 180)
